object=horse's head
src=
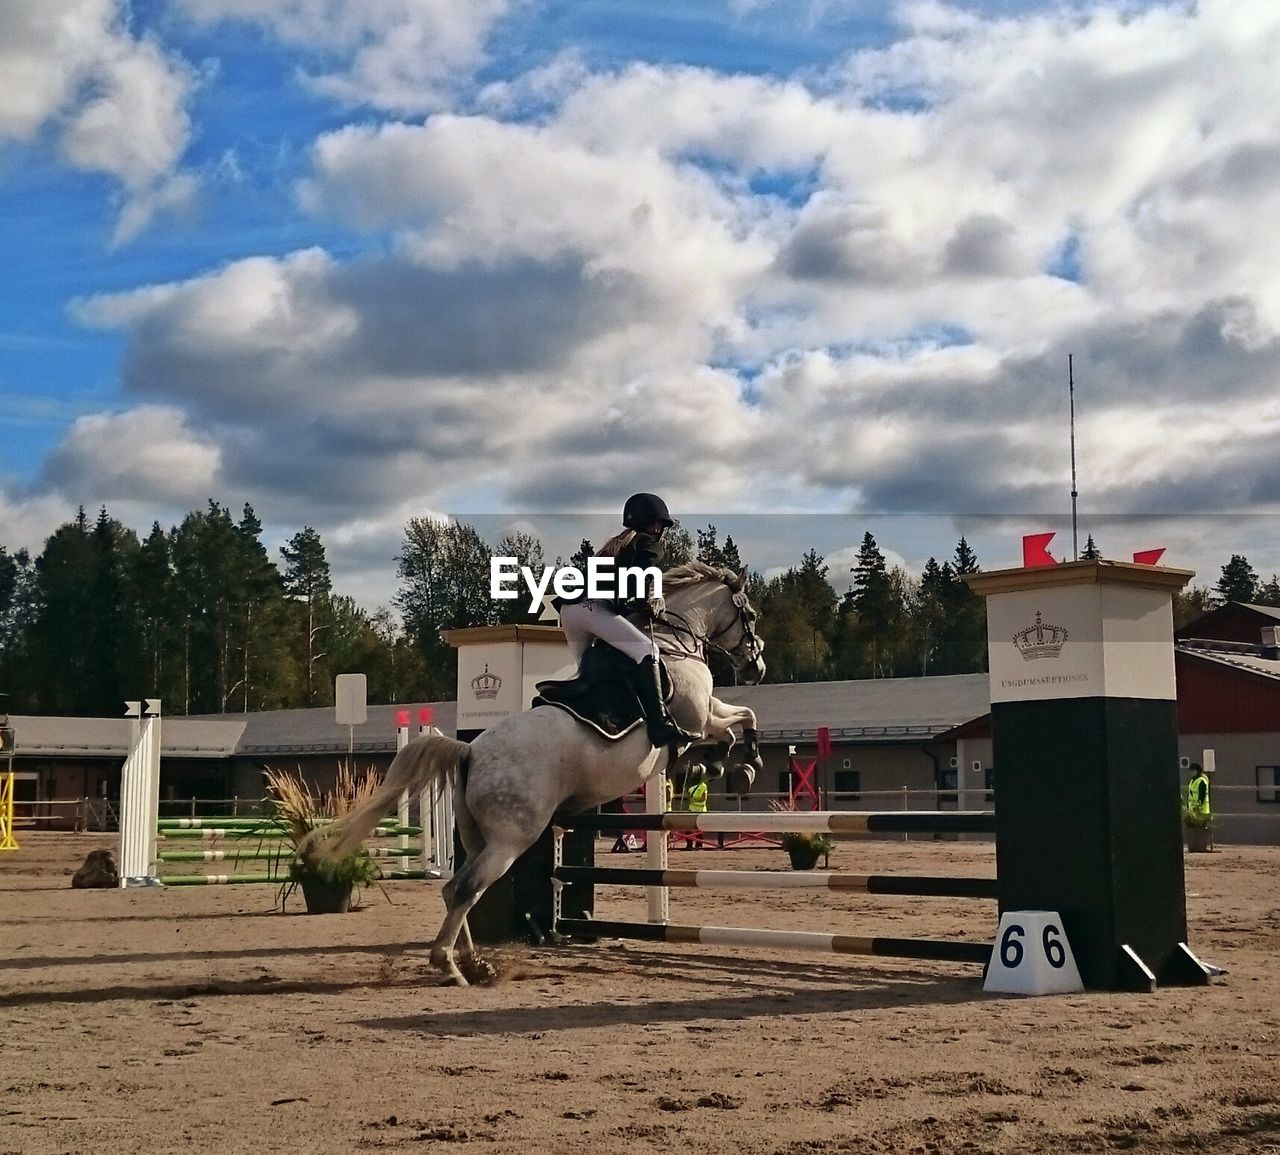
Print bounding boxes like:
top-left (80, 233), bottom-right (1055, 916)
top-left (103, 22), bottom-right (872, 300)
top-left (661, 563), bottom-right (766, 684)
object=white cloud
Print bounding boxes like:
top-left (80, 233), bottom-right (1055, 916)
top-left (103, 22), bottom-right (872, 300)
top-left (0, 0), bottom-right (197, 236)
top-left (12, 0), bottom-right (1280, 606)
top-left (173, 0), bottom-right (511, 112)
top-left (41, 406), bottom-right (222, 503)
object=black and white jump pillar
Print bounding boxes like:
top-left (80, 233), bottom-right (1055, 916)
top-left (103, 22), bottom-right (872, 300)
top-left (966, 560), bottom-right (1212, 991)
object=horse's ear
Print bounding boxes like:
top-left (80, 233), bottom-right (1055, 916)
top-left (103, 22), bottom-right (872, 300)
top-left (736, 566), bottom-right (748, 588)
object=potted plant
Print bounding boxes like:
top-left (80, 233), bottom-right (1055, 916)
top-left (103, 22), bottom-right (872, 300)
top-left (770, 801), bottom-right (833, 869)
top-left (264, 763), bottom-right (383, 913)
top-left (778, 829), bottom-right (834, 870)
top-left (1182, 806), bottom-right (1212, 854)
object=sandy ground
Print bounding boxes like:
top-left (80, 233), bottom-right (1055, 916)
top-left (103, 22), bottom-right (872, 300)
top-left (1, 832), bottom-right (1278, 1155)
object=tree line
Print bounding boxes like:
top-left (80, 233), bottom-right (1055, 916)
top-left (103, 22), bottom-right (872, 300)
top-left (0, 504), bottom-right (1275, 716)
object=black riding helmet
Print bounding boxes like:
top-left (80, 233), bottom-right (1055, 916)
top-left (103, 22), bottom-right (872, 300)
top-left (622, 492), bottom-right (674, 530)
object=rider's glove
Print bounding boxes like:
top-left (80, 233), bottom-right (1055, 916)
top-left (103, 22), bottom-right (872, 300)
top-left (646, 595), bottom-right (666, 619)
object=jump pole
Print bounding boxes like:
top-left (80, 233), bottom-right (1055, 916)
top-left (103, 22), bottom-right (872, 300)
top-left (554, 919), bottom-right (992, 965)
top-left (554, 865), bottom-right (998, 898)
top-left (569, 811), bottom-right (996, 836)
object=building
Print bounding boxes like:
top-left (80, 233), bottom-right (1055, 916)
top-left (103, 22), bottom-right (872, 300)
top-left (4, 602), bottom-right (1277, 841)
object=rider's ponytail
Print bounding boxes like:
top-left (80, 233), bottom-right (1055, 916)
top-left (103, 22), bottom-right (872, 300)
top-left (598, 529), bottom-right (637, 558)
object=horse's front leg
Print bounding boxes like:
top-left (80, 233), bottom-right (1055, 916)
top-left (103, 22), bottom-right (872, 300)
top-left (704, 699), bottom-right (763, 793)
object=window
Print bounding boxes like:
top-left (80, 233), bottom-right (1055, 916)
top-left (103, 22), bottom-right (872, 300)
top-left (937, 766), bottom-right (958, 805)
top-left (1256, 766), bottom-right (1280, 804)
top-left (833, 768), bottom-right (861, 802)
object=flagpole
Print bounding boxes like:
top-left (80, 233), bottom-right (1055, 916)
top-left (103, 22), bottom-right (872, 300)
top-left (1068, 353), bottom-right (1079, 561)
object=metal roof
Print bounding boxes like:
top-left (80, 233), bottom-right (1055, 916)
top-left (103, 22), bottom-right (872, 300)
top-left (1176, 642), bottom-right (1280, 682)
top-left (227, 701), bottom-right (456, 756)
top-left (7, 714), bottom-right (245, 759)
top-left (714, 674), bottom-right (991, 744)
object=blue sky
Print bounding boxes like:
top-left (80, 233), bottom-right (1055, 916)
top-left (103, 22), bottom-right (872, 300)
top-left (2, 0), bottom-right (1279, 608)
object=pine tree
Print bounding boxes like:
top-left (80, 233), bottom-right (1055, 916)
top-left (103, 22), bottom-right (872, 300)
top-left (913, 557), bottom-right (948, 674)
top-left (1081, 534), bottom-right (1102, 560)
top-left (1258, 575), bottom-right (1280, 608)
top-left (24, 509), bottom-right (97, 713)
top-left (755, 550), bottom-right (837, 682)
top-left (936, 537), bottom-right (987, 674)
top-left (846, 532), bottom-right (898, 677)
top-left (134, 522), bottom-right (176, 705)
top-left (1216, 555), bottom-right (1259, 604)
top-left (87, 507), bottom-right (143, 715)
top-left (281, 527), bottom-right (333, 705)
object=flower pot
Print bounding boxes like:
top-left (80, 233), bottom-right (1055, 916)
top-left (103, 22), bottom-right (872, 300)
top-left (299, 876), bottom-right (354, 914)
top-left (1184, 825), bottom-right (1212, 854)
top-left (786, 844), bottom-right (823, 870)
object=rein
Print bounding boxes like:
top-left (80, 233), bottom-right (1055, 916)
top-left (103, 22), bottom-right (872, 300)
top-left (651, 582), bottom-right (761, 668)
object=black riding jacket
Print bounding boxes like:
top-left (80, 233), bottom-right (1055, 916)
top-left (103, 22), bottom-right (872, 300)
top-left (555, 531), bottom-right (665, 611)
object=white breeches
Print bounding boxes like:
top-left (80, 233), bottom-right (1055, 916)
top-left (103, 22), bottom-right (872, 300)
top-left (559, 601), bottom-right (658, 666)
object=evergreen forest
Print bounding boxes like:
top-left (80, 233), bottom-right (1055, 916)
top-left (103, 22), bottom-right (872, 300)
top-left (1, 504), bottom-right (1275, 716)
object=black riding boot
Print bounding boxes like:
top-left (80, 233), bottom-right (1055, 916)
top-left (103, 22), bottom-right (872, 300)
top-left (631, 655), bottom-right (693, 749)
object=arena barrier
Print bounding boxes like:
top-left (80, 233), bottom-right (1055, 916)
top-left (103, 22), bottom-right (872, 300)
top-left (154, 816), bottom-right (432, 886)
top-left (118, 710), bottom-right (454, 887)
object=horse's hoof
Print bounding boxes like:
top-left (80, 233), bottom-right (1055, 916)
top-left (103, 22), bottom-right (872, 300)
top-left (727, 765), bottom-right (755, 793)
top-left (439, 972), bottom-right (470, 987)
top-left (460, 955), bottom-right (500, 985)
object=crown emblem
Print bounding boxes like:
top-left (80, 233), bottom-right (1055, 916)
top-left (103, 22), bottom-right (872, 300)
top-left (1013, 611), bottom-right (1068, 661)
top-left (471, 663), bottom-right (502, 699)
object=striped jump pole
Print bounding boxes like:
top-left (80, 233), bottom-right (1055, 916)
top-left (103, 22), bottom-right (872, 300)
top-left (162, 868), bottom-right (432, 887)
top-left (565, 810), bottom-right (997, 836)
top-left (554, 865), bottom-right (998, 899)
top-left (157, 817), bottom-right (423, 833)
top-left (157, 824), bottom-right (420, 840)
top-left (554, 919), bottom-right (992, 965)
top-left (159, 845), bottom-right (424, 863)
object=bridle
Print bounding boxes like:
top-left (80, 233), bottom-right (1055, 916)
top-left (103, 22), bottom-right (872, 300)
top-left (654, 581), bottom-right (763, 671)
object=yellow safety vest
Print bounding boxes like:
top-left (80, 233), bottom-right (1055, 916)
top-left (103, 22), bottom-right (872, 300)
top-left (1186, 774), bottom-right (1210, 818)
top-left (685, 781), bottom-right (709, 814)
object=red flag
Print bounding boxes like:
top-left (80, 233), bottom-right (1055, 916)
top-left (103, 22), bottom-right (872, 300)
top-left (816, 726), bottom-right (832, 759)
top-left (419, 706), bottom-right (433, 725)
top-left (395, 709), bottom-right (410, 728)
top-left (1133, 548), bottom-right (1165, 566)
top-left (1022, 532), bottom-right (1058, 568)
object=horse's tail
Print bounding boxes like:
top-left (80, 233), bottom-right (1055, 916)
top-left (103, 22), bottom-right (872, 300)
top-left (305, 734), bottom-right (470, 864)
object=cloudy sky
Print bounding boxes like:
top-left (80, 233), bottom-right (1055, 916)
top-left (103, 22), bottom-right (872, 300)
top-left (2, 0), bottom-right (1278, 609)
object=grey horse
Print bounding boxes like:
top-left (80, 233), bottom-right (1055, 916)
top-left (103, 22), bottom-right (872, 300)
top-left (309, 562), bottom-right (765, 985)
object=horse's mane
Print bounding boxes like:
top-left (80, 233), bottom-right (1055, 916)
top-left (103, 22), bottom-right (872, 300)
top-left (663, 561), bottom-right (743, 590)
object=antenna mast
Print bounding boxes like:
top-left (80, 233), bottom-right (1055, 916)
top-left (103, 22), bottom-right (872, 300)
top-left (1068, 353), bottom-right (1079, 560)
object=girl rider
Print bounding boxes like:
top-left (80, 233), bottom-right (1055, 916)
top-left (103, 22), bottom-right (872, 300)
top-left (557, 493), bottom-right (694, 748)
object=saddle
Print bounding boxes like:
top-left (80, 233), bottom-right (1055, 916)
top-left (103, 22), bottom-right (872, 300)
top-left (532, 642), bottom-right (676, 740)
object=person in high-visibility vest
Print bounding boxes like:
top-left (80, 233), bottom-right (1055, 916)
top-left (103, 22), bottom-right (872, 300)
top-left (1186, 762), bottom-right (1211, 820)
top-left (664, 776), bottom-right (675, 813)
top-left (1186, 761), bottom-right (1213, 849)
top-left (683, 770), bottom-right (709, 850)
